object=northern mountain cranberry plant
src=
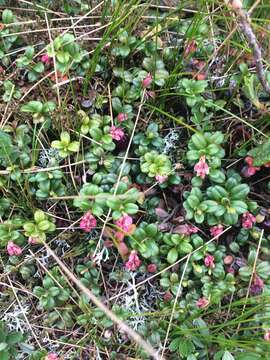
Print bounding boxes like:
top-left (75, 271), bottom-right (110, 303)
top-left (0, 1), bottom-right (270, 359)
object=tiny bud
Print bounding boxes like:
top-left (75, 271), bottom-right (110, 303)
top-left (245, 156), bottom-right (254, 166)
top-left (45, 354), bottom-right (58, 360)
top-left (118, 242), bottom-right (129, 256)
top-left (256, 214), bottom-right (265, 223)
top-left (104, 329), bottom-right (112, 339)
top-left (227, 266), bottom-right (235, 274)
top-left (241, 165), bottom-right (258, 178)
top-left (250, 229), bottom-right (261, 240)
top-left (197, 73), bottom-right (206, 81)
top-left (264, 330), bottom-right (270, 341)
top-left (226, 0), bottom-right (242, 10)
top-left (117, 113), bottom-right (129, 122)
top-left (196, 297), bottom-right (209, 308)
top-left (142, 73), bottom-right (153, 88)
top-left (163, 291), bottom-right (173, 302)
top-left (231, 0), bottom-right (243, 10)
top-left (224, 255), bottom-right (234, 265)
top-left (147, 264), bottom-right (157, 273)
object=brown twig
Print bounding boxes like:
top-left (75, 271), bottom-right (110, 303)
top-left (226, 0), bottom-right (270, 95)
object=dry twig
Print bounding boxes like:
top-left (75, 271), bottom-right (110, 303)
top-left (225, 0), bottom-right (270, 95)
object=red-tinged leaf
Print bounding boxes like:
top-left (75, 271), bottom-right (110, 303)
top-left (155, 207), bottom-right (169, 218)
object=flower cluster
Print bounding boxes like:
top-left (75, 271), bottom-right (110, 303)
top-left (125, 250), bottom-right (141, 271)
top-left (80, 212), bottom-right (97, 232)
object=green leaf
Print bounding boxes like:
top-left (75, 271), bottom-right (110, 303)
top-left (21, 101), bottom-right (43, 114)
top-left (2, 9), bottom-right (14, 24)
top-left (92, 204), bottom-right (103, 217)
top-left (178, 339), bottom-right (194, 357)
top-left (194, 212), bottom-right (204, 223)
top-left (101, 134), bottom-right (112, 145)
top-left (34, 210), bottom-right (46, 223)
top-left (23, 222), bottom-right (35, 233)
top-left (43, 101), bottom-right (56, 112)
top-left (235, 353), bottom-right (261, 360)
top-left (209, 169), bottom-right (225, 184)
top-left (0, 350), bottom-right (9, 360)
top-left (0, 131), bottom-right (13, 162)
top-left (239, 265), bottom-right (252, 281)
top-left (119, 45), bottom-right (130, 57)
top-left (67, 141), bottom-right (80, 152)
top-left (33, 62), bottom-right (44, 73)
top-left (106, 197), bottom-right (121, 210)
top-left (167, 248), bottom-right (178, 264)
top-left (187, 195), bottom-right (200, 209)
top-left (124, 203), bottom-right (138, 214)
top-left (256, 261), bottom-right (270, 279)
top-left (248, 139), bottom-right (270, 166)
top-left (231, 200), bottom-right (248, 214)
top-left (231, 184), bottom-right (249, 199)
top-left (180, 241), bottom-right (193, 254)
top-left (56, 51), bottom-right (70, 64)
top-left (0, 343), bottom-right (7, 351)
top-left (222, 351), bottom-right (235, 360)
top-left (112, 97), bottom-right (123, 113)
top-left (145, 224), bottom-right (158, 237)
top-left (191, 133), bottom-right (207, 149)
top-left (6, 332), bottom-right (23, 345)
top-left (169, 338), bottom-right (180, 352)
top-left (38, 220), bottom-right (51, 231)
top-left (51, 140), bottom-right (62, 149)
top-left (60, 131), bottom-right (70, 145)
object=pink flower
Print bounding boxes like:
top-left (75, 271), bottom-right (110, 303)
top-left (125, 250), bottom-right (141, 271)
top-left (210, 224), bottom-right (224, 238)
top-left (147, 264), bottom-right (157, 273)
top-left (155, 174), bottom-right (168, 184)
top-left (80, 212), bottom-right (97, 232)
top-left (241, 165), bottom-right (259, 178)
top-left (194, 155), bottom-right (209, 179)
top-left (41, 54), bottom-right (51, 65)
top-left (242, 157), bottom-right (260, 177)
top-left (250, 275), bottom-right (264, 295)
top-left (204, 254), bottom-right (215, 269)
top-left (110, 126), bottom-right (125, 141)
top-left (7, 241), bottom-right (22, 256)
top-left (196, 297), bottom-right (209, 308)
top-left (142, 73), bottom-right (153, 88)
top-left (242, 212), bottom-right (256, 229)
top-left (45, 354), bottom-right (58, 360)
top-left (117, 113), bottom-right (129, 122)
top-left (115, 215), bottom-right (133, 232)
top-left (264, 330), bottom-right (270, 341)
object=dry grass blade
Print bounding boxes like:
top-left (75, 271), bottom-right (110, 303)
top-left (161, 253), bottom-right (191, 359)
